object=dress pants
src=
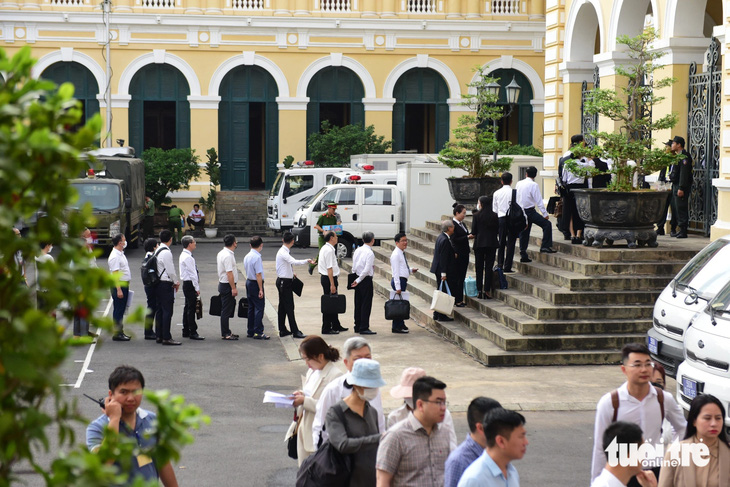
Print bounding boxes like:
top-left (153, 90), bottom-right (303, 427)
top-left (670, 184), bottom-right (689, 231)
top-left (246, 279), bottom-right (265, 336)
top-left (497, 217), bottom-right (518, 272)
top-left (143, 215), bottom-right (154, 239)
top-left (218, 282), bottom-right (235, 337)
top-left (657, 191), bottom-right (671, 230)
top-left (182, 281), bottom-right (198, 336)
top-left (320, 274), bottom-right (341, 333)
top-left (519, 207), bottom-right (553, 257)
top-left (390, 277), bottom-right (408, 331)
top-left (144, 284), bottom-right (157, 338)
top-left (452, 252), bottom-right (469, 303)
top-left (276, 277), bottom-right (300, 334)
top-left (473, 247), bottom-right (496, 294)
top-left (168, 219), bottom-right (183, 244)
top-left (73, 314), bottom-right (89, 336)
top-left (186, 217), bottom-right (205, 230)
top-left (354, 276), bottom-right (373, 332)
top-left (110, 285), bottom-right (129, 334)
top-left (154, 281), bottom-right (175, 341)
top-left (563, 184), bottom-right (587, 234)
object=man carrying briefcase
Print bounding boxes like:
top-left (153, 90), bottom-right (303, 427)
top-left (318, 231), bottom-right (348, 335)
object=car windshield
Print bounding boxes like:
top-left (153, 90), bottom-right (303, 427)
top-left (709, 281), bottom-right (730, 313)
top-left (303, 188), bottom-right (328, 209)
top-left (674, 239), bottom-right (730, 298)
top-left (270, 172), bottom-right (284, 197)
top-left (71, 183), bottom-right (120, 210)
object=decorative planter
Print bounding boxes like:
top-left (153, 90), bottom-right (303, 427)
top-left (447, 177), bottom-right (503, 209)
top-left (572, 189), bottom-right (671, 248)
top-left (204, 227), bottom-right (218, 238)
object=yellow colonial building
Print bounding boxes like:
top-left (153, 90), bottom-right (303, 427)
top-left (544, 0), bottom-right (729, 239)
top-left (0, 0), bottom-right (547, 197)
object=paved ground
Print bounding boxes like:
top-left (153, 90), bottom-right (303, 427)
top-left (19, 240), bottom-right (679, 486)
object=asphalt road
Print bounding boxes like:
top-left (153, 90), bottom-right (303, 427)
top-left (20, 241), bottom-right (597, 486)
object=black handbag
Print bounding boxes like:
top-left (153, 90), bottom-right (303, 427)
top-left (346, 273), bottom-right (357, 290)
top-left (385, 294), bottom-right (411, 320)
top-left (321, 294), bottom-right (346, 314)
top-left (195, 297), bottom-right (203, 319)
top-left (237, 297), bottom-right (249, 318)
top-left (209, 295), bottom-right (235, 317)
top-left (296, 406), bottom-right (352, 487)
top-left (292, 276), bottom-right (304, 297)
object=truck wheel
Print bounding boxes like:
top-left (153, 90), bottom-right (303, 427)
top-left (336, 238), bottom-right (352, 259)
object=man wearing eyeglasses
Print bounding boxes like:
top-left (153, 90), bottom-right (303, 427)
top-left (376, 376), bottom-right (452, 486)
top-left (590, 343), bottom-right (686, 486)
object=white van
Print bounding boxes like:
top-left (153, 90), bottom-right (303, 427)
top-left (648, 236), bottom-right (730, 377)
top-left (291, 184), bottom-right (402, 258)
top-left (675, 282), bottom-right (730, 434)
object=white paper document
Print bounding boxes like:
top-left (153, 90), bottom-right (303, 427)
top-left (263, 391), bottom-right (295, 408)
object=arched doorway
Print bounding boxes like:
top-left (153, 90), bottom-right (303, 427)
top-left (218, 65), bottom-right (279, 191)
top-left (306, 67), bottom-right (365, 144)
top-left (392, 68), bottom-right (449, 153)
top-left (490, 69), bottom-right (534, 147)
top-left (128, 64), bottom-right (190, 152)
top-left (40, 61), bottom-right (100, 128)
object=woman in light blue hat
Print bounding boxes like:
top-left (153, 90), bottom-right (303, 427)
top-left (325, 358), bottom-right (386, 486)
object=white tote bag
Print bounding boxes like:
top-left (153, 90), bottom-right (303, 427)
top-left (430, 280), bottom-right (455, 316)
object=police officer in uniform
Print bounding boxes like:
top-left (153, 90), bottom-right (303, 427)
top-left (669, 136), bottom-right (693, 239)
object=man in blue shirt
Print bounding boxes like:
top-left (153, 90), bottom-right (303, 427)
top-left (445, 396), bottom-right (502, 487)
top-left (243, 235), bottom-right (269, 340)
top-left (458, 408), bottom-right (528, 487)
top-left (86, 366), bottom-right (178, 486)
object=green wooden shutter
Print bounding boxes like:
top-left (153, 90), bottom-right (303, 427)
top-left (218, 101), bottom-right (231, 190)
top-left (436, 103), bottom-right (450, 151)
top-left (128, 99), bottom-right (143, 155)
top-left (177, 100), bottom-right (190, 149)
top-left (265, 101), bottom-right (279, 189)
top-left (392, 102), bottom-right (404, 152)
top-left (231, 102), bottom-right (249, 190)
top-left (519, 104), bottom-right (532, 146)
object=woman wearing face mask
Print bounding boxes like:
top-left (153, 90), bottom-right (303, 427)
top-left (325, 358), bottom-right (386, 487)
top-left (658, 394), bottom-right (730, 487)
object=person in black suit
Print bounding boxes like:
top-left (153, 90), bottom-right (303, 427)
top-left (451, 203), bottom-right (471, 307)
top-left (430, 220), bottom-right (456, 322)
top-left (470, 196), bottom-right (499, 299)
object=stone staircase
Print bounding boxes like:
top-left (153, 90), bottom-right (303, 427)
top-left (214, 191), bottom-right (274, 238)
top-left (342, 218), bottom-right (704, 366)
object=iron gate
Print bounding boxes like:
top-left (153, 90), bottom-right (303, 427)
top-left (581, 66), bottom-right (600, 146)
top-left (687, 38), bottom-right (721, 236)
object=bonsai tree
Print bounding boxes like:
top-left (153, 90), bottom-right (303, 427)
top-left (567, 27), bottom-right (680, 191)
top-left (143, 147), bottom-right (201, 206)
top-left (307, 122), bottom-right (392, 167)
top-left (199, 147), bottom-right (220, 226)
top-left (438, 66), bottom-right (513, 178)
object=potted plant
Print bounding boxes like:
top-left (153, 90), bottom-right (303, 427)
top-left (566, 27), bottom-right (680, 248)
top-left (439, 66), bottom-right (514, 207)
top-left (199, 147), bottom-right (220, 238)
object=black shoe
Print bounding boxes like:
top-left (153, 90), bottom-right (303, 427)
top-left (503, 269), bottom-right (515, 273)
top-left (439, 316), bottom-right (455, 322)
top-left (676, 232), bottom-right (688, 239)
top-left (308, 264), bottom-right (314, 275)
top-left (571, 237), bottom-right (582, 244)
top-left (655, 227), bottom-right (665, 236)
top-left (162, 339), bottom-right (182, 346)
top-left (292, 331), bottom-right (306, 339)
top-left (540, 248), bottom-right (557, 253)
top-left (112, 333), bottom-right (131, 342)
top-left (477, 292), bottom-right (484, 299)
top-left (335, 326), bottom-right (349, 332)
top-left (189, 334), bottom-right (205, 340)
top-left (182, 333), bottom-right (190, 338)
top-left (322, 330), bottom-right (339, 335)
top-left (145, 335), bottom-right (157, 340)
top-left (670, 230), bottom-right (678, 237)
top-left (520, 257), bottom-right (532, 263)
top-left (156, 338), bottom-right (163, 343)
top-left (392, 328), bottom-right (409, 334)
top-left (279, 330), bottom-right (293, 337)
top-left (360, 329), bottom-right (377, 335)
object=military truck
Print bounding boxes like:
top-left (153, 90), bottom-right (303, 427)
top-left (69, 148), bottom-right (145, 248)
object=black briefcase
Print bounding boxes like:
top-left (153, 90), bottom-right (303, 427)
top-left (321, 294), bottom-right (346, 314)
top-left (384, 295), bottom-right (411, 321)
top-left (346, 273), bottom-right (357, 290)
top-left (237, 297), bottom-right (249, 318)
top-left (292, 276), bottom-right (304, 297)
top-left (210, 295), bottom-right (235, 317)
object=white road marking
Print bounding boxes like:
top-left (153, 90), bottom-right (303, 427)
top-left (72, 298), bottom-right (112, 389)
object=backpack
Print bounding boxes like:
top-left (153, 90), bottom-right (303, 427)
top-left (506, 189), bottom-right (527, 236)
top-left (140, 247), bottom-right (168, 287)
top-left (611, 385), bottom-right (665, 425)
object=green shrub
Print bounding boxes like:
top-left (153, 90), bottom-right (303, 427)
top-left (143, 148), bottom-right (201, 206)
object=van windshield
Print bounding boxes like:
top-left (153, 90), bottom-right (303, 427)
top-left (710, 281), bottom-right (730, 313)
top-left (303, 188), bottom-right (328, 209)
top-left (675, 239), bottom-right (730, 298)
top-left (270, 172), bottom-right (284, 197)
top-left (70, 182), bottom-right (120, 210)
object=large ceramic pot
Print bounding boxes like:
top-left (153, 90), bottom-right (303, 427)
top-left (447, 177), bottom-right (502, 209)
top-left (572, 189), bottom-right (671, 248)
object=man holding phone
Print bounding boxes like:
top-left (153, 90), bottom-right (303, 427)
top-left (86, 366), bottom-right (179, 486)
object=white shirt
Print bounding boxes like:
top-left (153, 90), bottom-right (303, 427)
top-left (390, 247), bottom-right (412, 291)
top-left (179, 248), bottom-right (199, 291)
top-left (217, 247), bottom-right (238, 284)
top-left (156, 243), bottom-right (178, 284)
top-left (317, 242), bottom-right (339, 276)
top-left (387, 403), bottom-right (458, 451)
top-left (515, 177), bottom-right (548, 216)
top-left (591, 468), bottom-right (625, 487)
top-left (189, 208), bottom-right (204, 222)
top-left (492, 185), bottom-right (513, 217)
top-left (562, 154), bottom-right (594, 187)
top-left (107, 248), bottom-right (131, 282)
top-left (351, 245), bottom-right (375, 283)
top-left (590, 382), bottom-right (686, 481)
top-left (312, 374), bottom-right (385, 447)
top-left (275, 245), bottom-right (308, 279)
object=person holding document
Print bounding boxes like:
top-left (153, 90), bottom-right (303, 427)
top-left (275, 232), bottom-right (313, 339)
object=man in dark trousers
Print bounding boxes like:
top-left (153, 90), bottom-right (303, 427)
top-left (318, 231), bottom-right (345, 334)
top-left (655, 139), bottom-right (674, 235)
top-left (669, 136), bottom-right (693, 238)
top-left (155, 230), bottom-right (180, 345)
top-left (430, 220), bottom-right (456, 322)
top-left (179, 235), bottom-right (204, 340)
top-left (350, 232), bottom-right (376, 335)
top-left (275, 232), bottom-right (311, 338)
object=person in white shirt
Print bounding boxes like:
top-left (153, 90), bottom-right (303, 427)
top-left (389, 233), bottom-right (417, 334)
top-left (492, 172), bottom-right (522, 273)
top-left (591, 343), bottom-right (686, 485)
top-left (592, 422), bottom-right (657, 487)
top-left (312, 337), bottom-right (385, 447)
top-left (275, 232), bottom-right (312, 338)
top-left (179, 236), bottom-right (203, 340)
top-left (186, 203), bottom-right (205, 230)
top-left (515, 166), bottom-right (556, 264)
top-left (560, 134), bottom-right (594, 244)
top-left (216, 234), bottom-right (239, 340)
top-left (107, 234), bottom-right (131, 341)
top-left (318, 231), bottom-right (346, 335)
top-left (350, 232), bottom-right (376, 335)
top-left (155, 230), bottom-right (181, 346)
top-left (243, 236), bottom-right (268, 340)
